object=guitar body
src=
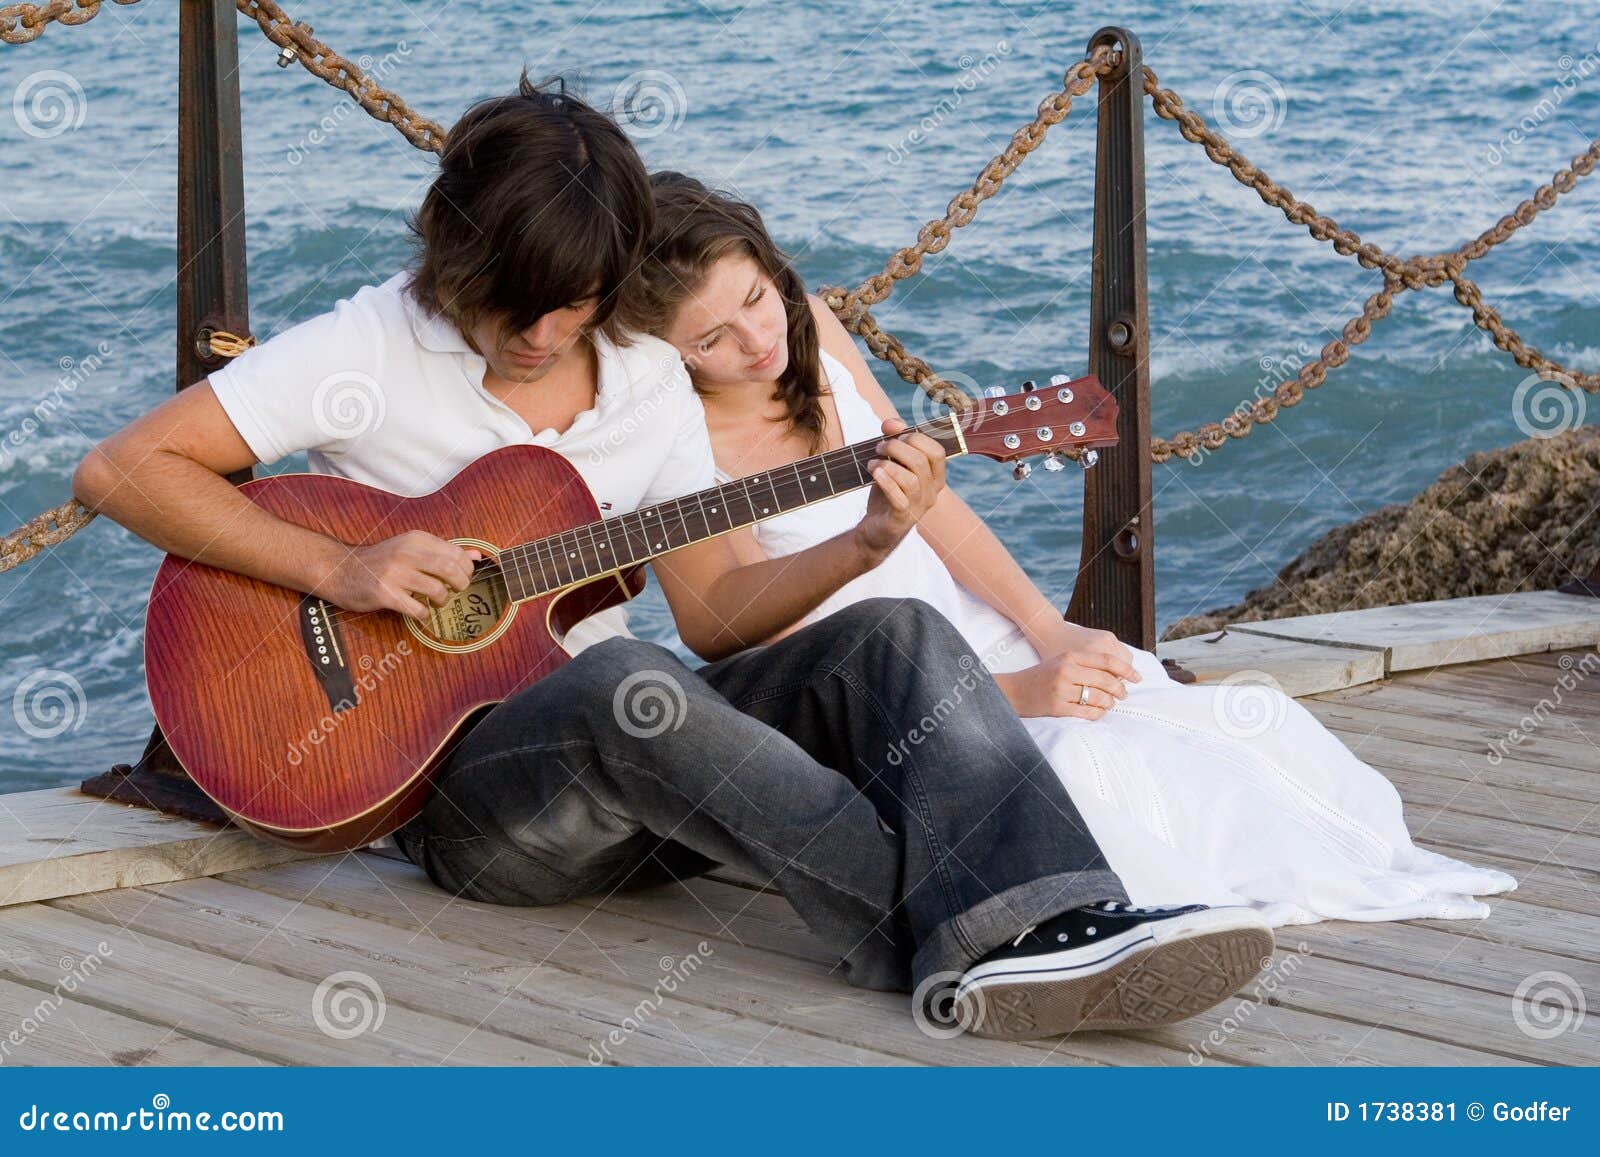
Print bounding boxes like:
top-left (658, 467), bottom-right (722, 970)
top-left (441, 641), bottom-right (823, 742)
top-left (144, 445), bottom-right (642, 854)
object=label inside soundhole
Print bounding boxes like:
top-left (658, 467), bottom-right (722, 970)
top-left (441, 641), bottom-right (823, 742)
top-left (424, 564), bottom-right (510, 645)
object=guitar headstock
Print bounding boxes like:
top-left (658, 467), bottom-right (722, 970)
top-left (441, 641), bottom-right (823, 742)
top-left (954, 373), bottom-right (1119, 477)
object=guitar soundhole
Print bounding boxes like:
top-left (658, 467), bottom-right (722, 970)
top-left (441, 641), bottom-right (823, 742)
top-left (408, 543), bottom-right (517, 651)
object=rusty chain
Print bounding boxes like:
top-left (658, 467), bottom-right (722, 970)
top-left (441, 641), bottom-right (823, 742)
top-left (0, 324), bottom-right (253, 572)
top-left (824, 49), bottom-right (1599, 462)
top-left (3, 9), bottom-right (1597, 572)
top-left (0, 498), bottom-right (96, 573)
top-left (235, 0), bottom-right (447, 154)
top-left (0, 0), bottom-right (136, 44)
top-left (1137, 62), bottom-right (1599, 460)
top-left (1, 0), bottom-right (447, 148)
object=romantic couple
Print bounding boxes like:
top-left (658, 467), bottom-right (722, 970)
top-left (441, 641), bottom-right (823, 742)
top-left (74, 76), bottom-right (1513, 1042)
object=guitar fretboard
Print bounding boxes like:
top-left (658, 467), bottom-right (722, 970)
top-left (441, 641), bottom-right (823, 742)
top-left (495, 414), bottom-right (964, 601)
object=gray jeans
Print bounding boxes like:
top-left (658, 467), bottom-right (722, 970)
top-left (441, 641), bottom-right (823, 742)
top-left (394, 597), bottom-right (1127, 990)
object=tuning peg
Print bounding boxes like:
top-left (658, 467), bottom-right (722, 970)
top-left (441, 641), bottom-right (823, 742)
top-left (1043, 451), bottom-right (1066, 472)
top-left (1013, 460), bottom-right (1032, 481)
top-left (1020, 379), bottom-right (1037, 392)
top-left (983, 385), bottom-right (1006, 399)
top-left (1049, 374), bottom-right (1072, 387)
top-left (1079, 449), bottom-right (1100, 469)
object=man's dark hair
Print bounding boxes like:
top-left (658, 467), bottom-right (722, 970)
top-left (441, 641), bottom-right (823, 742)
top-left (408, 73), bottom-right (651, 346)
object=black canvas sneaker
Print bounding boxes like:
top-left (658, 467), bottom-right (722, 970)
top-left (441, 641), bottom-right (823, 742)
top-left (950, 901), bottom-right (1274, 1039)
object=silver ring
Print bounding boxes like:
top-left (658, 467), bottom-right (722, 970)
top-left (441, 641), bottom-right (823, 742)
top-left (1077, 684), bottom-right (1092, 707)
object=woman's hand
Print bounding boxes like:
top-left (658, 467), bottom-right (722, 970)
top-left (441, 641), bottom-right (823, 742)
top-left (996, 623), bottom-right (1141, 720)
top-left (852, 417), bottom-right (947, 562)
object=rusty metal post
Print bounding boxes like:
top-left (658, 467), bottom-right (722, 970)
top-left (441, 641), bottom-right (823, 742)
top-left (177, 0), bottom-right (252, 440)
top-left (82, 0), bottom-right (249, 818)
top-left (1066, 26), bottom-right (1156, 650)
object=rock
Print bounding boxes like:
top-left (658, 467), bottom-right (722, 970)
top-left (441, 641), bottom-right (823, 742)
top-left (1162, 426), bottom-right (1600, 641)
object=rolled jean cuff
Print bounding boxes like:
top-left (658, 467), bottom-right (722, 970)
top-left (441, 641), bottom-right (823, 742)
top-left (912, 869), bottom-right (1129, 987)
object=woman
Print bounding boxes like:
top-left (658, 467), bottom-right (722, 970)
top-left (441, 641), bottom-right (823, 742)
top-left (627, 172), bottom-right (1515, 926)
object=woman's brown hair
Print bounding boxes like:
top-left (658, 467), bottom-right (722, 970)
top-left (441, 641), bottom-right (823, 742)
top-left (628, 172), bottom-right (827, 451)
top-left (409, 74), bottom-right (652, 346)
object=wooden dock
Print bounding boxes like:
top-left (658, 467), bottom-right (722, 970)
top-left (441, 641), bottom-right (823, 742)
top-left (1, 593), bottom-right (1596, 1066)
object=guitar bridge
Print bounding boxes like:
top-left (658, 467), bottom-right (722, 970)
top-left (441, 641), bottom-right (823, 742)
top-left (297, 594), bottom-right (357, 713)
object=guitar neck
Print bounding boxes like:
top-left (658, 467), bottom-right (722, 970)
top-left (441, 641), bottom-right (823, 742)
top-left (496, 413), bottom-right (966, 600)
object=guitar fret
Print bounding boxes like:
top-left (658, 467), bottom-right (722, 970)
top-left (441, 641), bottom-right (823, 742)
top-left (528, 544), bottom-right (543, 589)
top-left (502, 550), bottom-right (526, 602)
top-left (567, 526), bottom-right (589, 580)
top-left (790, 462), bottom-right (811, 505)
top-left (623, 510), bottom-right (653, 564)
top-left (701, 489), bottom-right (728, 539)
top-left (586, 520), bottom-right (613, 574)
top-left (686, 489), bottom-right (713, 542)
top-left (582, 522), bottom-right (605, 576)
top-left (537, 538), bottom-right (559, 590)
top-left (609, 513), bottom-right (638, 569)
top-left (642, 505), bottom-right (671, 553)
top-left (544, 532), bottom-right (565, 587)
top-left (669, 494), bottom-right (692, 551)
top-left (723, 476), bottom-right (757, 526)
top-left (558, 531), bottom-right (580, 585)
top-left (580, 526), bottom-right (600, 577)
top-left (612, 515), bottom-right (640, 568)
top-left (745, 473), bottom-right (778, 519)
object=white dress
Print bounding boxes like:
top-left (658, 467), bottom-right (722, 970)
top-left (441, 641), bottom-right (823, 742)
top-left (718, 349), bottom-right (1516, 927)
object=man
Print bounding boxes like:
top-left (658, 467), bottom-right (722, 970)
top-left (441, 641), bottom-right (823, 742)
top-left (74, 75), bottom-right (1271, 1039)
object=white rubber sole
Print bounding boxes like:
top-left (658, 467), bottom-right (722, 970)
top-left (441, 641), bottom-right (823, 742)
top-left (954, 907), bottom-right (1275, 1040)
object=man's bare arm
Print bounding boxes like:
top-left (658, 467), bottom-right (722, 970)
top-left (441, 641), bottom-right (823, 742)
top-left (73, 381), bottom-right (477, 620)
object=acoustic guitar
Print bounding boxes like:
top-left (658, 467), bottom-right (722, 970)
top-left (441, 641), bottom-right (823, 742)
top-left (144, 374), bottom-right (1118, 852)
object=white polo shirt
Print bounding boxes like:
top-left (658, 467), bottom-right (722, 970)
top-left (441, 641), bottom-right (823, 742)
top-left (209, 272), bottom-right (716, 654)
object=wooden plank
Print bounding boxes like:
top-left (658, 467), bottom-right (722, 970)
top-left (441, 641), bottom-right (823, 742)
top-left (1402, 804), bottom-right (1600, 875)
top-left (1318, 720), bottom-right (1600, 804)
top-left (1412, 847), bottom-right (1600, 918)
top-left (1412, 662), bottom-right (1600, 704)
top-left (52, 879), bottom-right (915, 1067)
top-left (1156, 630), bottom-right (1385, 696)
top-left (1511, 649), bottom-right (1600, 678)
top-left (0, 902), bottom-right (568, 1065)
top-left (226, 854), bottom-right (1192, 1067)
top-left (1232, 591), bottom-right (1600, 672)
top-left (1414, 896), bottom-right (1600, 963)
top-left (1174, 998), bottom-right (1528, 1066)
top-left (1260, 950), bottom-right (1588, 1065)
top-left (0, 974), bottom-right (271, 1067)
top-left (1376, 677), bottom-right (1600, 733)
top-left (1320, 680), bottom-right (1600, 738)
top-left (1324, 665), bottom-right (1600, 729)
top-left (1305, 700), bottom-right (1600, 787)
top-left (1288, 915), bottom-right (1600, 999)
top-left (1364, 755), bottom-right (1588, 835)
top-left (594, 874), bottom-right (826, 964)
top-left (0, 788), bottom-right (311, 909)
top-left (574, 869), bottom-right (1530, 1066)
